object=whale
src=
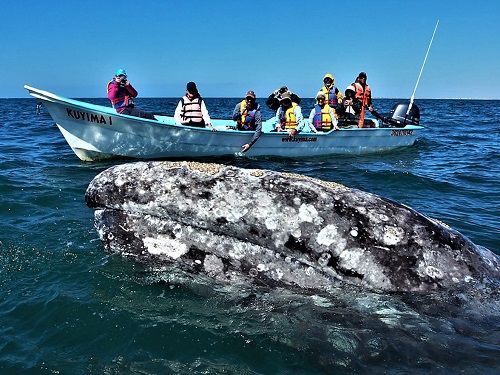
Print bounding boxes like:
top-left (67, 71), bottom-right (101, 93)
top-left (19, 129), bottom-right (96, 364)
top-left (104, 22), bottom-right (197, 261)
top-left (85, 161), bottom-right (499, 293)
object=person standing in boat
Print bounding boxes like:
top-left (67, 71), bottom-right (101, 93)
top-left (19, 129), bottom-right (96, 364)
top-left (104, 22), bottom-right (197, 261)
top-left (232, 90), bottom-right (262, 152)
top-left (308, 92), bottom-right (339, 132)
top-left (174, 82), bottom-right (215, 131)
top-left (107, 69), bottom-right (156, 120)
top-left (352, 71), bottom-right (375, 128)
top-left (319, 73), bottom-right (343, 115)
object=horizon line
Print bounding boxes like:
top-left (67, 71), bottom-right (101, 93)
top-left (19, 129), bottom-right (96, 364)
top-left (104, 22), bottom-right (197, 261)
top-left (2, 96), bottom-right (500, 101)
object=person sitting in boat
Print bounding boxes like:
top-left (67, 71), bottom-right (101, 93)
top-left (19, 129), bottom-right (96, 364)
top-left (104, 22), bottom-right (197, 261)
top-left (336, 85), bottom-right (361, 127)
top-left (107, 69), bottom-right (156, 120)
top-left (319, 73), bottom-right (343, 115)
top-left (174, 81), bottom-right (215, 131)
top-left (352, 71), bottom-right (376, 128)
top-left (265, 86), bottom-right (301, 111)
top-left (232, 90), bottom-right (262, 152)
top-left (274, 92), bottom-right (315, 136)
top-left (308, 92), bottom-right (339, 132)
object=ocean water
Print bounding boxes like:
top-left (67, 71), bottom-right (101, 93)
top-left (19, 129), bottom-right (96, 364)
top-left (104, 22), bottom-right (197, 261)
top-left (0, 96), bottom-right (499, 374)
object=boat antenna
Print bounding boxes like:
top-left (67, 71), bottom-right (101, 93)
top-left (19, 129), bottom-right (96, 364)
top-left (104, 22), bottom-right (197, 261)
top-left (407, 20), bottom-right (439, 115)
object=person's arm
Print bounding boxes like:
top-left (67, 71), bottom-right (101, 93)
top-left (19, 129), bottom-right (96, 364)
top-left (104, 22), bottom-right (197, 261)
top-left (274, 108), bottom-right (282, 131)
top-left (232, 103), bottom-right (241, 122)
top-left (201, 100), bottom-right (215, 131)
top-left (295, 105), bottom-right (303, 125)
top-left (125, 83), bottom-right (138, 98)
top-left (367, 88), bottom-right (373, 111)
top-left (308, 108), bottom-right (315, 128)
top-left (330, 108), bottom-right (339, 130)
top-left (294, 106), bottom-right (308, 134)
top-left (174, 100), bottom-right (183, 125)
top-left (201, 100), bottom-right (211, 124)
top-left (107, 80), bottom-right (119, 101)
top-left (241, 111), bottom-right (263, 152)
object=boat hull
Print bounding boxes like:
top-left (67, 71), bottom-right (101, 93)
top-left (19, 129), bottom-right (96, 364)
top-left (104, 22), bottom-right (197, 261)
top-left (25, 85), bottom-right (424, 161)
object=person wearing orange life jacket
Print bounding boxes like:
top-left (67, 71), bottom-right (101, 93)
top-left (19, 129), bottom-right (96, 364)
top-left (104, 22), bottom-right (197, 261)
top-left (319, 73), bottom-right (343, 113)
top-left (174, 81), bottom-right (215, 131)
top-left (232, 90), bottom-right (263, 152)
top-left (107, 68), bottom-right (156, 120)
top-left (308, 92), bottom-right (339, 132)
top-left (274, 92), bottom-right (315, 136)
top-left (352, 71), bottom-right (376, 128)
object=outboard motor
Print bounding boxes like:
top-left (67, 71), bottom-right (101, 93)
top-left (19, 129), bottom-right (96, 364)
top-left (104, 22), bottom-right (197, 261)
top-left (386, 102), bottom-right (420, 127)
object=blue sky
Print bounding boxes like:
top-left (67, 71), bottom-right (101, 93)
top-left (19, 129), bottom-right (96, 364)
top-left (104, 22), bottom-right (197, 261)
top-left (2, 0), bottom-right (499, 99)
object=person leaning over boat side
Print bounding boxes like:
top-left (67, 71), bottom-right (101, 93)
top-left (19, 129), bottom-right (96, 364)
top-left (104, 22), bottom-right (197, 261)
top-left (232, 90), bottom-right (262, 152)
top-left (308, 92), bottom-right (339, 132)
top-left (174, 82), bottom-right (215, 131)
top-left (107, 69), bottom-right (156, 120)
top-left (319, 73), bottom-right (343, 115)
top-left (265, 86), bottom-right (301, 111)
top-left (274, 92), bottom-right (315, 136)
top-left (352, 71), bottom-right (376, 128)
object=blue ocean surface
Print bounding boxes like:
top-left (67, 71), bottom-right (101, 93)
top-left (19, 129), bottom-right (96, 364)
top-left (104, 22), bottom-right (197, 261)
top-left (0, 96), bottom-right (499, 374)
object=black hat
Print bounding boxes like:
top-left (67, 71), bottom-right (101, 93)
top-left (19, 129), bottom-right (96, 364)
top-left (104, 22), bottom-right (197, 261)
top-left (358, 72), bottom-right (367, 79)
top-left (186, 81), bottom-right (198, 94)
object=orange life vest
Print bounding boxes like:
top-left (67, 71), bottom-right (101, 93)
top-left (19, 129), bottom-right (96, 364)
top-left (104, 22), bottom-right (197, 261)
top-left (353, 82), bottom-right (371, 107)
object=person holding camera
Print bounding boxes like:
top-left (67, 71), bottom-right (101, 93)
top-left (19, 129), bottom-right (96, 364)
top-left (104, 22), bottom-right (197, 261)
top-left (107, 68), bottom-right (156, 120)
top-left (265, 86), bottom-right (301, 111)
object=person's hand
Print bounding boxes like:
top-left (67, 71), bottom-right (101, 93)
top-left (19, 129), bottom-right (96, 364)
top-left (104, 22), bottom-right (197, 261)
top-left (344, 99), bottom-right (353, 105)
top-left (275, 125), bottom-right (283, 132)
top-left (241, 143), bottom-right (250, 152)
top-left (207, 123), bottom-right (217, 132)
top-left (288, 129), bottom-right (297, 137)
top-left (368, 105), bottom-right (374, 112)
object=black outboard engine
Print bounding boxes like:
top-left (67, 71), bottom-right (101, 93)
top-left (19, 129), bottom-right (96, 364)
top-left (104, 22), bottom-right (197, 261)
top-left (385, 102), bottom-right (420, 127)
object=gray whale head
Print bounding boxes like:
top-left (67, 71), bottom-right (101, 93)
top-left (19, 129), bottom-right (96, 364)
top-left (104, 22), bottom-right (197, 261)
top-left (85, 161), bottom-right (499, 293)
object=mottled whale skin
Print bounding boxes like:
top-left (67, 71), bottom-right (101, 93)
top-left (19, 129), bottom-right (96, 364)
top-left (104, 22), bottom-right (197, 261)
top-left (85, 161), bottom-right (499, 293)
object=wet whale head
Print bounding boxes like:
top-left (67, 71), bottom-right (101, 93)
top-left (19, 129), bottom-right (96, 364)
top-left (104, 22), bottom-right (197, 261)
top-left (85, 161), bottom-right (500, 293)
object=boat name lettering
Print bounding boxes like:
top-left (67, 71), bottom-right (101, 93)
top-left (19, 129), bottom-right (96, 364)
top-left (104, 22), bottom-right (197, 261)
top-left (391, 129), bottom-right (413, 137)
top-left (281, 137), bottom-right (318, 143)
top-left (66, 108), bottom-right (112, 125)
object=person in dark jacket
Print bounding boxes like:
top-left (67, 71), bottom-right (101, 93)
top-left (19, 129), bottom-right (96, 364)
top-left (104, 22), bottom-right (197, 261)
top-left (265, 86), bottom-right (301, 110)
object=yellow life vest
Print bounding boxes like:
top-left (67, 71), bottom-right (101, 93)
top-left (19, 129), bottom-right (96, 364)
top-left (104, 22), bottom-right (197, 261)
top-left (312, 104), bottom-right (333, 131)
top-left (279, 103), bottom-right (298, 130)
top-left (321, 86), bottom-right (344, 108)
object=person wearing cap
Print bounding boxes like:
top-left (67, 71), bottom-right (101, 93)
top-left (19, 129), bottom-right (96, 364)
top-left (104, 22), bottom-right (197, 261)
top-left (174, 81), bottom-right (214, 131)
top-left (308, 92), bottom-right (339, 132)
top-left (274, 92), bottom-right (315, 135)
top-left (107, 68), bottom-right (156, 119)
top-left (352, 72), bottom-right (375, 127)
top-left (319, 73), bottom-right (343, 112)
top-left (336, 85), bottom-right (362, 126)
top-left (265, 86), bottom-right (301, 111)
top-left (232, 90), bottom-right (262, 152)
